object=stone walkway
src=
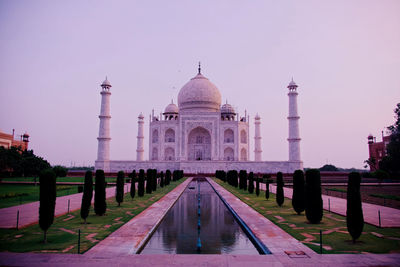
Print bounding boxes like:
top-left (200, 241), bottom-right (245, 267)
top-left (86, 179), bottom-right (191, 257)
top-left (1, 252), bottom-right (400, 266)
top-left (0, 184), bottom-right (131, 229)
top-left (260, 183), bottom-right (400, 227)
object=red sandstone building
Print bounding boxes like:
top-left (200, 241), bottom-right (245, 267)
top-left (367, 132), bottom-right (390, 171)
top-left (0, 129), bottom-right (29, 151)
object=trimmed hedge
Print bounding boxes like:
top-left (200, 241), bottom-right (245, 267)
top-left (138, 169), bottom-right (145, 197)
top-left (305, 169), bottom-right (323, 224)
top-left (94, 169), bottom-right (107, 216)
top-left (39, 168), bottom-right (57, 243)
top-left (116, 171), bottom-right (124, 206)
top-left (80, 170), bottom-right (93, 223)
top-left (346, 172), bottom-right (364, 243)
top-left (292, 170), bottom-right (305, 215)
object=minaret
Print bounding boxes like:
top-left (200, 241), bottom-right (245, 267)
top-left (96, 77), bottom-right (112, 170)
top-left (287, 78), bottom-right (301, 162)
top-left (254, 113), bottom-right (262, 161)
top-left (136, 113), bottom-right (145, 161)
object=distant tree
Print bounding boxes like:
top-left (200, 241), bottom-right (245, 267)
top-left (146, 169), bottom-right (152, 194)
top-left (248, 172), bottom-right (254, 194)
top-left (319, 164), bottom-right (339, 172)
top-left (138, 169), bottom-right (145, 197)
top-left (53, 165), bottom-right (68, 177)
top-left (129, 170), bottom-right (136, 199)
top-left (255, 176), bottom-right (260, 196)
top-left (94, 170), bottom-right (107, 215)
top-left (346, 172), bottom-right (364, 243)
top-left (276, 172), bottom-right (284, 207)
top-left (165, 170), bottom-right (171, 185)
top-left (160, 171), bottom-right (164, 188)
top-left (116, 171), bottom-right (124, 206)
top-left (364, 157), bottom-right (377, 172)
top-left (80, 170), bottom-right (93, 224)
top-left (379, 103), bottom-right (400, 176)
top-left (305, 169), bottom-right (323, 224)
top-left (292, 170), bottom-right (305, 215)
top-left (39, 168), bottom-right (56, 243)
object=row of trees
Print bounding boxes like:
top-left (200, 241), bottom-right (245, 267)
top-left (39, 168), bottom-right (184, 242)
top-left (216, 168), bottom-right (364, 243)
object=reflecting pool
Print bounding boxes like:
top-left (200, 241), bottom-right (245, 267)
top-left (141, 179), bottom-right (260, 254)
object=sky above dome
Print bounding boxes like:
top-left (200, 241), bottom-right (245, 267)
top-left (0, 0), bottom-right (399, 169)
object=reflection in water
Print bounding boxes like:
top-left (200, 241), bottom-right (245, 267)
top-left (141, 180), bottom-right (259, 254)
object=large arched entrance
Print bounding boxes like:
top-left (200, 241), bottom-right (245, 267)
top-left (188, 127), bottom-right (211, 160)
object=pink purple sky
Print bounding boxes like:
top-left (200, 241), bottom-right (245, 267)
top-left (1, 1), bottom-right (399, 169)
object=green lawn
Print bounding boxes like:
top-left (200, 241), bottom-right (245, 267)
top-left (0, 179), bottom-right (183, 254)
top-left (1, 176), bottom-right (119, 183)
top-left (215, 179), bottom-right (400, 254)
top-left (0, 184), bottom-right (82, 209)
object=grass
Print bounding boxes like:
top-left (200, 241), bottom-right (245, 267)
top-left (215, 179), bottom-right (400, 254)
top-left (0, 184), bottom-right (83, 209)
top-left (0, 179), bottom-right (183, 254)
top-left (1, 176), bottom-right (119, 183)
top-left (370, 194), bottom-right (400, 201)
top-left (326, 188), bottom-right (347, 193)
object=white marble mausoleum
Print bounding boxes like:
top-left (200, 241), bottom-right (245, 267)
top-left (95, 65), bottom-right (303, 174)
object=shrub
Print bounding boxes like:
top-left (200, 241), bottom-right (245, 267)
top-left (80, 170), bottom-right (93, 224)
top-left (160, 171), bottom-right (164, 188)
top-left (292, 170), bottom-right (305, 215)
top-left (94, 169), bottom-right (107, 215)
top-left (116, 171), bottom-right (124, 206)
top-left (346, 172), bottom-right (364, 243)
top-left (138, 169), bottom-right (145, 197)
top-left (276, 172), bottom-right (284, 207)
top-left (146, 169), bottom-right (152, 194)
top-left (53, 165), bottom-right (67, 177)
top-left (305, 169), bottom-right (323, 224)
top-left (248, 172), bottom-right (254, 194)
top-left (130, 170), bottom-right (136, 199)
top-left (39, 168), bottom-right (57, 243)
top-left (239, 170), bottom-right (247, 190)
top-left (256, 176), bottom-right (260, 196)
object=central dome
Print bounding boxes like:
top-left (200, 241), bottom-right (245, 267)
top-left (178, 73), bottom-right (222, 112)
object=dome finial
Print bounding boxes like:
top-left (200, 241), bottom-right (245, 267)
top-left (198, 62), bottom-right (201, 74)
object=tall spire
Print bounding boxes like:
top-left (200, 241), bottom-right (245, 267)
top-left (198, 62), bottom-right (201, 74)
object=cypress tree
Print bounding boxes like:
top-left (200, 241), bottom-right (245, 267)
top-left (138, 169), bottom-right (145, 197)
top-left (39, 168), bottom-right (56, 243)
top-left (80, 170), bottom-right (93, 224)
top-left (239, 170), bottom-right (246, 190)
top-left (94, 169), bottom-right (107, 215)
top-left (265, 181), bottom-right (270, 200)
top-left (346, 172), bottom-right (364, 243)
top-left (146, 169), bottom-right (152, 194)
top-left (292, 170), bottom-right (305, 215)
top-left (248, 172), bottom-right (254, 193)
top-left (116, 171), bottom-right (124, 206)
top-left (233, 170), bottom-right (238, 187)
top-left (305, 169), bottom-right (323, 224)
top-left (130, 170), bottom-right (136, 199)
top-left (256, 176), bottom-right (260, 196)
top-left (160, 171), bottom-right (164, 188)
top-left (165, 170), bottom-right (171, 185)
top-left (276, 172), bottom-right (284, 207)
top-left (151, 169), bottom-right (157, 192)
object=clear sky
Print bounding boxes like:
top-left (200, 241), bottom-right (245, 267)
top-left (0, 0), bottom-right (399, 169)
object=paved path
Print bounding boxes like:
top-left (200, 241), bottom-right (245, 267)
top-left (260, 183), bottom-right (400, 227)
top-left (86, 179), bottom-right (191, 257)
top-left (1, 252), bottom-right (400, 267)
top-left (0, 183), bottom-right (132, 229)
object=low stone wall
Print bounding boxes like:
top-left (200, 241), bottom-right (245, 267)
top-left (95, 160), bottom-right (303, 174)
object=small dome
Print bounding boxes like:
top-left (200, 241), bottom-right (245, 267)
top-left (138, 113), bottom-right (144, 119)
top-left (178, 72), bottom-right (222, 112)
top-left (255, 113), bottom-right (260, 120)
top-left (164, 101), bottom-right (179, 114)
top-left (221, 103), bottom-right (235, 114)
top-left (101, 77), bottom-right (112, 88)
